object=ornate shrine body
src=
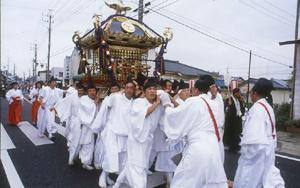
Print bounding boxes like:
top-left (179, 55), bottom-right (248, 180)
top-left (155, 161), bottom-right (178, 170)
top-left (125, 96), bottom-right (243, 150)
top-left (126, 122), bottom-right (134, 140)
top-left (72, 2), bottom-right (173, 89)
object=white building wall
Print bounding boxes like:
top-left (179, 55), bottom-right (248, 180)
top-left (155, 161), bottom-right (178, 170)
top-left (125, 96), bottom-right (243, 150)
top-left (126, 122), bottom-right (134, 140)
top-left (50, 67), bottom-right (64, 80)
top-left (69, 48), bottom-right (81, 84)
top-left (239, 83), bottom-right (291, 105)
top-left (271, 90), bottom-right (291, 104)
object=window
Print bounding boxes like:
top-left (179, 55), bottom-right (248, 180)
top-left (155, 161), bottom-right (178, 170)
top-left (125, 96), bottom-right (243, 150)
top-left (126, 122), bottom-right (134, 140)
top-left (59, 72), bottom-right (63, 77)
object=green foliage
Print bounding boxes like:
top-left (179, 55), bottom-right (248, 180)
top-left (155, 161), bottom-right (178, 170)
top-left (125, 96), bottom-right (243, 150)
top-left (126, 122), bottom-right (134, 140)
top-left (285, 119), bottom-right (300, 128)
top-left (275, 103), bottom-right (291, 131)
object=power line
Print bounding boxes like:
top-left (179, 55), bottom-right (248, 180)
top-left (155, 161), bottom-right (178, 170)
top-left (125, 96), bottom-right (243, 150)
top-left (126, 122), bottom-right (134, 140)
top-left (239, 0), bottom-right (294, 26)
top-left (54, 0), bottom-right (98, 27)
top-left (147, 7), bottom-right (293, 68)
top-left (162, 9), bottom-right (293, 61)
top-left (263, 0), bottom-right (296, 18)
top-left (249, 0), bottom-right (294, 23)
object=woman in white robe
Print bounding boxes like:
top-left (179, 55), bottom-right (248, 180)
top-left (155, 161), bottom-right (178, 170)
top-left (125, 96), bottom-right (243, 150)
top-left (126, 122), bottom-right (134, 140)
top-left (164, 77), bottom-right (228, 188)
top-left (234, 78), bottom-right (284, 188)
top-left (6, 82), bottom-right (24, 126)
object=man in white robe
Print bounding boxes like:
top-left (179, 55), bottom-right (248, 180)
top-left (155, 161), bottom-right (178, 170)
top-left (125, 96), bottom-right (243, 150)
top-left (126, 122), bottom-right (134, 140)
top-left (63, 84), bottom-right (79, 139)
top-left (96, 81), bottom-right (135, 187)
top-left (114, 78), bottom-right (164, 188)
top-left (163, 75), bottom-right (228, 188)
top-left (234, 78), bottom-right (284, 188)
top-left (93, 84), bottom-right (120, 171)
top-left (37, 78), bottom-right (65, 138)
top-left (76, 82), bottom-right (99, 170)
top-left (204, 75), bottom-right (225, 163)
top-left (52, 84), bottom-right (85, 165)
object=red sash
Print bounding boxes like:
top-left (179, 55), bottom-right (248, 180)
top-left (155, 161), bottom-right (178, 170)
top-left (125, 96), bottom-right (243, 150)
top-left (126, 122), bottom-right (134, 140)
top-left (201, 97), bottom-right (220, 142)
top-left (258, 102), bottom-right (276, 139)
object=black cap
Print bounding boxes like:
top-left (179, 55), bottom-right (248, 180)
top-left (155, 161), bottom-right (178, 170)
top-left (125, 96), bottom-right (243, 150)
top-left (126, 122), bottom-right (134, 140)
top-left (136, 73), bottom-right (147, 87)
top-left (195, 75), bottom-right (212, 94)
top-left (252, 78), bottom-right (273, 97)
top-left (49, 76), bottom-right (56, 82)
top-left (143, 77), bottom-right (157, 91)
top-left (199, 75), bottom-right (215, 86)
top-left (178, 79), bottom-right (189, 90)
top-left (110, 80), bottom-right (120, 88)
top-left (172, 80), bottom-right (179, 91)
top-left (87, 80), bottom-right (96, 89)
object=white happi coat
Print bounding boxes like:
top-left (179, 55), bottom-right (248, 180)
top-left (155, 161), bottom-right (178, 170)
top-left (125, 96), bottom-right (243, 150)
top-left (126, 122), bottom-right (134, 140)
top-left (164, 94), bottom-right (227, 188)
top-left (54, 91), bottom-right (81, 160)
top-left (234, 98), bottom-right (285, 188)
top-left (124, 98), bottom-right (163, 188)
top-left (37, 86), bottom-right (64, 134)
top-left (6, 89), bottom-right (24, 104)
top-left (99, 93), bottom-right (132, 173)
top-left (77, 95), bottom-right (97, 165)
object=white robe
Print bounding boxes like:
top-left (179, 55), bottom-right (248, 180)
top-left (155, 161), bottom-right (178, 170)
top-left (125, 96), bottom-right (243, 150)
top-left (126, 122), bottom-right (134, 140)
top-left (209, 92), bottom-right (225, 163)
top-left (6, 89), bottom-right (24, 104)
top-left (122, 98), bottom-right (163, 188)
top-left (99, 93), bottom-right (132, 173)
top-left (164, 94), bottom-right (227, 188)
top-left (234, 98), bottom-right (285, 188)
top-left (54, 92), bottom-right (81, 161)
top-left (92, 96), bottom-right (110, 168)
top-left (37, 86), bottom-right (64, 134)
top-left (77, 95), bottom-right (97, 165)
top-left (29, 87), bottom-right (40, 103)
top-left (154, 91), bottom-right (180, 173)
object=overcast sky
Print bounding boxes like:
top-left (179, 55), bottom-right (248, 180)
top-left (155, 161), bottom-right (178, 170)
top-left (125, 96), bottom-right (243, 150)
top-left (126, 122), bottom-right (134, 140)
top-left (1, 0), bottom-right (297, 80)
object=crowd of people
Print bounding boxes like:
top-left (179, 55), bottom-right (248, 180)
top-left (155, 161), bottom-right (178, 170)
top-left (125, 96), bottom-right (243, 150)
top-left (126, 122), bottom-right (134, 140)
top-left (5, 74), bottom-right (285, 188)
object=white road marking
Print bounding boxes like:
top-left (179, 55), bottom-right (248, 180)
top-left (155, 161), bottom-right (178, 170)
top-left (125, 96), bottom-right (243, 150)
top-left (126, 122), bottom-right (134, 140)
top-left (1, 124), bottom-right (16, 150)
top-left (18, 121), bottom-right (54, 146)
top-left (276, 154), bottom-right (300, 162)
top-left (0, 150), bottom-right (24, 188)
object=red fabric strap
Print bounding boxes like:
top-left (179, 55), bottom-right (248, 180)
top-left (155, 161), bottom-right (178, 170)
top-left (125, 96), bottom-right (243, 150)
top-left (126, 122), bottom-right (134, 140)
top-left (258, 102), bottom-right (276, 139)
top-left (201, 97), bottom-right (221, 142)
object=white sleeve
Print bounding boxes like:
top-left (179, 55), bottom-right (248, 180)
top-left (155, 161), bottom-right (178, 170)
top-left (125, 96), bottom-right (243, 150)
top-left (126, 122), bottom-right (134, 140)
top-left (19, 90), bottom-right (24, 100)
top-left (164, 99), bottom-right (198, 140)
top-left (54, 95), bottom-right (74, 122)
top-left (130, 99), bottom-right (149, 143)
top-left (5, 90), bottom-right (11, 102)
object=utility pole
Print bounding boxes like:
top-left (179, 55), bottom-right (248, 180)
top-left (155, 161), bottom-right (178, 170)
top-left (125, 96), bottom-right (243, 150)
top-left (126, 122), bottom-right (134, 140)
top-left (279, 0), bottom-right (300, 120)
top-left (31, 43), bottom-right (38, 82)
top-left (246, 50), bottom-right (252, 104)
top-left (138, 0), bottom-right (144, 22)
top-left (7, 57), bottom-right (10, 75)
top-left (134, 0), bottom-right (151, 22)
top-left (43, 9), bottom-right (54, 82)
top-left (13, 63), bottom-right (16, 77)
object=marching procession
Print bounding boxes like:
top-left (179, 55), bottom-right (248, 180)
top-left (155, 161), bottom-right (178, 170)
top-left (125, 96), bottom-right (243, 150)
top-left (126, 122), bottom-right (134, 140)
top-left (3, 0), bottom-right (298, 187)
top-left (5, 74), bottom-right (285, 188)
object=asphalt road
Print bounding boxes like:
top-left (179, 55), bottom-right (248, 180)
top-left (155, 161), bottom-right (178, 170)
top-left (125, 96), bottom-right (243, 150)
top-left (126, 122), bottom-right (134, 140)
top-left (1, 97), bottom-right (300, 188)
